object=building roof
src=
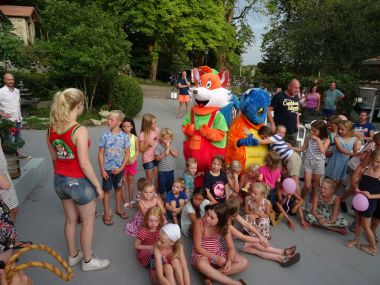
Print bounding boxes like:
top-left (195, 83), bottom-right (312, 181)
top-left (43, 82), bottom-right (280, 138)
top-left (0, 5), bottom-right (38, 22)
top-left (362, 56), bottom-right (380, 66)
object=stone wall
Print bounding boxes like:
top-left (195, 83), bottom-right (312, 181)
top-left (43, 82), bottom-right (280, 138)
top-left (8, 17), bottom-right (36, 46)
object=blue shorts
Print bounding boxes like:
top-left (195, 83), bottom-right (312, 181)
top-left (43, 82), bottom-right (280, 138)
top-left (102, 170), bottom-right (123, 192)
top-left (143, 160), bottom-right (158, 170)
top-left (54, 174), bottom-right (97, 205)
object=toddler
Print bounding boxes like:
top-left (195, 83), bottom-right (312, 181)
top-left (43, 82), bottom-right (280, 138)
top-left (182, 158), bottom-right (203, 199)
top-left (165, 178), bottom-right (187, 224)
top-left (155, 128), bottom-right (178, 197)
top-left (98, 110), bottom-right (130, 225)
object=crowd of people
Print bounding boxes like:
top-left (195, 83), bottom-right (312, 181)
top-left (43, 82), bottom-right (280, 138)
top-left (0, 76), bottom-right (379, 284)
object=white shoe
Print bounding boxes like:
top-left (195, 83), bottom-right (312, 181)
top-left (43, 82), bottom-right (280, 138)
top-left (68, 250), bottom-right (83, 266)
top-left (81, 254), bottom-right (110, 272)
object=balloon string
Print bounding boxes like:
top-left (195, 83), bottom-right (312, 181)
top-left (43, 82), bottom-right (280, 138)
top-left (286, 197), bottom-right (290, 214)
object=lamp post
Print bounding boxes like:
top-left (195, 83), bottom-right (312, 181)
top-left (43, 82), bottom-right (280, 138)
top-left (205, 48), bottom-right (209, 66)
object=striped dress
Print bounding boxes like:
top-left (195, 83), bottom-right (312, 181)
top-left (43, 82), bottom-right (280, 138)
top-left (136, 227), bottom-right (159, 267)
top-left (191, 219), bottom-right (227, 267)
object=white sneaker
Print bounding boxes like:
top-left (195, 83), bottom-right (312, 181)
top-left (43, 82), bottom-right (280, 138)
top-left (81, 254), bottom-right (110, 272)
top-left (68, 250), bottom-right (83, 266)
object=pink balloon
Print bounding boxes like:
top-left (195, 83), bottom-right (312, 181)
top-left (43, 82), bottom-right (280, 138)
top-left (282, 178), bottom-right (296, 195)
top-left (352, 193), bottom-right (369, 212)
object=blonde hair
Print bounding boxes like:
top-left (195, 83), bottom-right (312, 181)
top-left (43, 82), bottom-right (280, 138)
top-left (321, 178), bottom-right (337, 192)
top-left (173, 178), bottom-right (185, 189)
top-left (264, 150), bottom-right (281, 170)
top-left (141, 113), bottom-right (156, 140)
top-left (228, 160), bottom-right (242, 173)
top-left (160, 230), bottom-right (182, 259)
top-left (186, 157), bottom-right (197, 168)
top-left (142, 206), bottom-right (164, 231)
top-left (248, 163), bottom-right (260, 172)
top-left (142, 183), bottom-right (155, 193)
top-left (338, 120), bottom-right (353, 137)
top-left (369, 150), bottom-right (380, 167)
top-left (160, 128), bottom-right (173, 140)
top-left (108, 110), bottom-right (125, 122)
top-left (50, 88), bottom-right (84, 133)
top-left (251, 182), bottom-right (270, 197)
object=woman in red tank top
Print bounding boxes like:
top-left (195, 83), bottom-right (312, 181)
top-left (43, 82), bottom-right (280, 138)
top-left (47, 88), bottom-right (109, 272)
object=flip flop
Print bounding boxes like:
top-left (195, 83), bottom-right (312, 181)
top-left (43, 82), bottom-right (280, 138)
top-left (356, 244), bottom-right (377, 256)
top-left (284, 245), bottom-right (297, 256)
top-left (300, 223), bottom-right (310, 230)
top-left (116, 211), bottom-right (129, 219)
top-left (288, 223), bottom-right (296, 231)
top-left (102, 215), bottom-right (113, 226)
top-left (344, 240), bottom-right (358, 248)
top-left (280, 252), bottom-right (301, 267)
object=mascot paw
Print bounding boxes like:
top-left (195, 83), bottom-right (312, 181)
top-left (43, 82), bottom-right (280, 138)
top-left (200, 124), bottom-right (211, 137)
top-left (182, 123), bottom-right (195, 136)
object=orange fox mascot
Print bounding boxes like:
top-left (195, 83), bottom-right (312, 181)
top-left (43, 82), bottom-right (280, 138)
top-left (182, 66), bottom-right (229, 185)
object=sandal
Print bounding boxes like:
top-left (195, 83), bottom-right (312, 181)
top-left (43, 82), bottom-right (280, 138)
top-left (280, 252), bottom-right (300, 267)
top-left (102, 215), bottom-right (113, 226)
top-left (344, 239), bottom-right (358, 248)
top-left (288, 222), bottom-right (296, 231)
top-left (130, 200), bottom-right (137, 208)
top-left (116, 210), bottom-right (129, 219)
top-left (124, 202), bottom-right (132, 209)
top-left (356, 244), bottom-right (377, 256)
top-left (300, 222), bottom-right (310, 230)
top-left (239, 279), bottom-right (248, 285)
top-left (12, 241), bottom-right (33, 250)
top-left (284, 245), bottom-right (297, 256)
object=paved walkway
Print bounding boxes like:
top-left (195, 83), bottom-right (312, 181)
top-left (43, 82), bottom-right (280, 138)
top-left (16, 97), bottom-right (379, 285)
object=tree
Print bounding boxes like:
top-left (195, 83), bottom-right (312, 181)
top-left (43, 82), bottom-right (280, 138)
top-left (39, 0), bottom-right (130, 109)
top-left (0, 18), bottom-right (26, 70)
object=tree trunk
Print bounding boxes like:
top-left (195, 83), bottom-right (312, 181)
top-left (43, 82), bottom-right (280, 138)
top-left (148, 42), bottom-right (159, 81)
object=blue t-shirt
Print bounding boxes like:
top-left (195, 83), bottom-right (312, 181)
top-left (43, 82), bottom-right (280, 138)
top-left (323, 89), bottom-right (343, 110)
top-left (353, 122), bottom-right (375, 138)
top-left (177, 78), bottom-right (189, 95)
top-left (99, 130), bottom-right (130, 170)
top-left (166, 191), bottom-right (187, 208)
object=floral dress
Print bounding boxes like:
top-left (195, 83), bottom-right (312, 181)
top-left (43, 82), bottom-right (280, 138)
top-left (0, 198), bottom-right (17, 253)
top-left (306, 194), bottom-right (348, 227)
top-left (244, 198), bottom-right (271, 240)
top-left (125, 199), bottom-right (157, 237)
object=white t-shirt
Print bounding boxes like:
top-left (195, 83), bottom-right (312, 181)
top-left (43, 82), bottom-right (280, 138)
top-left (0, 86), bottom-right (22, 122)
top-left (181, 199), bottom-right (210, 237)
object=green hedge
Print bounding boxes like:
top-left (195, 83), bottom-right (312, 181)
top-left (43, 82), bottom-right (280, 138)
top-left (108, 75), bottom-right (143, 117)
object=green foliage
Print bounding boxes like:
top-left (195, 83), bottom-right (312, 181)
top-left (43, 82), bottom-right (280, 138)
top-left (0, 19), bottom-right (27, 68)
top-left (109, 75), bottom-right (143, 118)
top-left (39, 0), bottom-right (131, 109)
top-left (13, 72), bottom-right (58, 100)
top-left (0, 120), bottom-right (25, 154)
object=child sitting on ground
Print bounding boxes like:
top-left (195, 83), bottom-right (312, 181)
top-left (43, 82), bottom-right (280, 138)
top-left (165, 178), bottom-right (187, 224)
top-left (151, 223), bottom-right (190, 285)
top-left (126, 183), bottom-right (165, 237)
top-left (204, 155), bottom-right (229, 204)
top-left (226, 160), bottom-right (242, 197)
top-left (239, 164), bottom-right (260, 203)
top-left (244, 183), bottom-right (272, 240)
top-left (182, 157), bottom-right (203, 199)
top-left (135, 206), bottom-right (165, 267)
top-left (258, 151), bottom-right (282, 206)
top-left (98, 110), bottom-right (130, 225)
top-left (306, 178), bottom-right (348, 235)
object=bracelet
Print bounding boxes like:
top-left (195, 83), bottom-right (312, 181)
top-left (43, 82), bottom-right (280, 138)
top-left (210, 255), bottom-right (217, 263)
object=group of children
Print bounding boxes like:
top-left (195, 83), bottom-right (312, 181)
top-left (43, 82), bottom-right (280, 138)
top-left (97, 110), bottom-right (379, 284)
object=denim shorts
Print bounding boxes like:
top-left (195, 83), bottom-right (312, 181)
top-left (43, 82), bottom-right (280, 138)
top-left (54, 174), bottom-right (97, 205)
top-left (143, 160), bottom-right (158, 170)
top-left (102, 170), bottom-right (123, 192)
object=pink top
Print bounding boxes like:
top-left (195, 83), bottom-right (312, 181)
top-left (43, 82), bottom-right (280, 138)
top-left (259, 166), bottom-right (281, 188)
top-left (138, 127), bottom-right (160, 164)
top-left (305, 92), bottom-right (319, 109)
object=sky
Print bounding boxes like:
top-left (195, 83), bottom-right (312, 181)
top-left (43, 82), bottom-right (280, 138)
top-left (241, 10), bottom-right (270, 65)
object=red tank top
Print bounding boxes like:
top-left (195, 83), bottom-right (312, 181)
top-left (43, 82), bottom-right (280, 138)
top-left (48, 123), bottom-right (89, 178)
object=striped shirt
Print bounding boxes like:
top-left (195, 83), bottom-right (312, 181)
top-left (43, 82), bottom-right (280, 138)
top-left (0, 142), bottom-right (18, 209)
top-left (155, 143), bottom-right (176, 172)
top-left (305, 138), bottom-right (325, 160)
top-left (269, 135), bottom-right (293, 161)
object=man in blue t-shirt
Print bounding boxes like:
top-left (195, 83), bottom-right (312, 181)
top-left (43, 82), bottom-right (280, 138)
top-left (353, 110), bottom-right (375, 142)
top-left (177, 70), bottom-right (191, 119)
top-left (322, 82), bottom-right (345, 117)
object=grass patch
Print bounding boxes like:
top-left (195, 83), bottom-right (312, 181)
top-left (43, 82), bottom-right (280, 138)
top-left (23, 108), bottom-right (102, 130)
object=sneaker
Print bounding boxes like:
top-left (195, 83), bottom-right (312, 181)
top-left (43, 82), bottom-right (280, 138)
top-left (68, 250), bottom-right (83, 266)
top-left (340, 202), bottom-right (348, 213)
top-left (82, 254), bottom-right (110, 272)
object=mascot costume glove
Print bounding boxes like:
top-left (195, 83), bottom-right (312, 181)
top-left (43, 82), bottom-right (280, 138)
top-left (237, 134), bottom-right (259, 147)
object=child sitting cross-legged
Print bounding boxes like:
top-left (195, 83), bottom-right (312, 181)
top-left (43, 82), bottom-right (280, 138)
top-left (306, 178), bottom-right (348, 235)
top-left (135, 206), bottom-right (165, 267)
top-left (165, 178), bottom-right (187, 224)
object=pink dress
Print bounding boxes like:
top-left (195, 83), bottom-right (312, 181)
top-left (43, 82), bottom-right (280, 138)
top-left (259, 166), bottom-right (281, 188)
top-left (125, 199), bottom-right (157, 237)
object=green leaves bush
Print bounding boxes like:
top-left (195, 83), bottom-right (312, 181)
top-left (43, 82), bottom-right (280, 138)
top-left (109, 75), bottom-right (143, 118)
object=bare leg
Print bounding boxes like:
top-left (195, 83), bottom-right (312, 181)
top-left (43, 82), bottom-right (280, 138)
top-left (195, 258), bottom-right (241, 285)
top-left (171, 258), bottom-right (185, 285)
top-left (62, 200), bottom-right (80, 258)
top-left (103, 191), bottom-right (111, 219)
top-left (114, 188), bottom-right (124, 214)
top-left (242, 243), bottom-right (283, 262)
top-left (311, 174), bottom-right (321, 202)
top-left (371, 218), bottom-right (380, 234)
top-left (302, 172), bottom-right (312, 201)
top-left (76, 199), bottom-right (96, 261)
top-left (185, 102), bottom-right (189, 114)
top-left (223, 254), bottom-right (248, 276)
top-left (361, 217), bottom-right (377, 252)
top-left (292, 175), bottom-right (301, 201)
top-left (163, 264), bottom-right (176, 285)
top-left (178, 101), bottom-right (183, 117)
top-left (127, 175), bottom-right (134, 202)
top-left (121, 175), bottom-right (127, 205)
top-left (145, 168), bottom-right (153, 185)
top-left (345, 214), bottom-right (361, 247)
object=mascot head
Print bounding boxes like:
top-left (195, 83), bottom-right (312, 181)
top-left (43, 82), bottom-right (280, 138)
top-left (191, 66), bottom-right (229, 108)
top-left (240, 88), bottom-right (271, 125)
